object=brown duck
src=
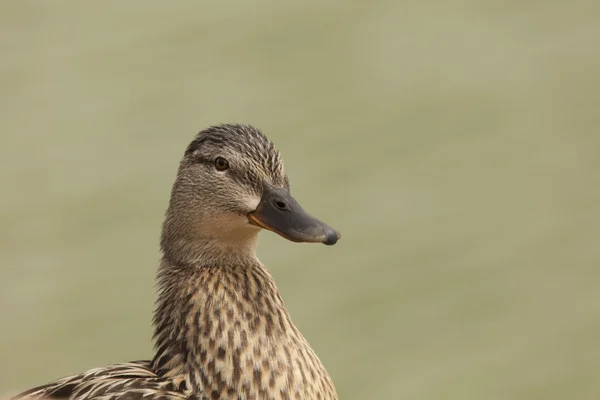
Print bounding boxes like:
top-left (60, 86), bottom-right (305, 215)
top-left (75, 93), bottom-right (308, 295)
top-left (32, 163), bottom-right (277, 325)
top-left (12, 124), bottom-right (340, 400)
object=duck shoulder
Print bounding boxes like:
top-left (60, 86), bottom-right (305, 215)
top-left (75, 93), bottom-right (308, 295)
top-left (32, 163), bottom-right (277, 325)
top-left (11, 361), bottom-right (189, 400)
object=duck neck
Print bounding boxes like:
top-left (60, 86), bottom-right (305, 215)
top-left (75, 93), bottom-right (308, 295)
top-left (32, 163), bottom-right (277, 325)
top-left (150, 249), bottom-right (297, 385)
top-left (151, 237), bottom-right (338, 399)
top-left (161, 235), bottom-right (260, 267)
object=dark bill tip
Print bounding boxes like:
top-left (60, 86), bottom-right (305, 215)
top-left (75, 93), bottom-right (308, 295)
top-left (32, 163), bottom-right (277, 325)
top-left (323, 229), bottom-right (341, 246)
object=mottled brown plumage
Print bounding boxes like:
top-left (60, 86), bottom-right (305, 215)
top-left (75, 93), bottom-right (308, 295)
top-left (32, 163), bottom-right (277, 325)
top-left (11, 124), bottom-right (340, 400)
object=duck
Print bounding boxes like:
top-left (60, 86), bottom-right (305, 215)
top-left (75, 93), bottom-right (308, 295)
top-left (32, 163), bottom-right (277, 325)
top-left (11, 124), bottom-right (341, 400)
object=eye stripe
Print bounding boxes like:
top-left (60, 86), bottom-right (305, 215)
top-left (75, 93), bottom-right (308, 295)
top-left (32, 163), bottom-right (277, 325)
top-left (186, 124), bottom-right (288, 187)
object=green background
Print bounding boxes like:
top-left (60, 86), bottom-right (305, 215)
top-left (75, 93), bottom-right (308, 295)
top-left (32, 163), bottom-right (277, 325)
top-left (1, 1), bottom-right (599, 399)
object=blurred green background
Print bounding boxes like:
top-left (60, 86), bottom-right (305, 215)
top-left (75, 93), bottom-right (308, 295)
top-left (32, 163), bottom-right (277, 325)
top-left (1, 1), bottom-right (599, 399)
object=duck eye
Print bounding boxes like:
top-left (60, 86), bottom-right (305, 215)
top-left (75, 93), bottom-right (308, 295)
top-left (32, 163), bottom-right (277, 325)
top-left (214, 157), bottom-right (229, 171)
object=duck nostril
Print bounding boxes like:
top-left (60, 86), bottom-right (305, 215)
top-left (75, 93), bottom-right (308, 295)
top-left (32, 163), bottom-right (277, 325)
top-left (275, 200), bottom-right (287, 210)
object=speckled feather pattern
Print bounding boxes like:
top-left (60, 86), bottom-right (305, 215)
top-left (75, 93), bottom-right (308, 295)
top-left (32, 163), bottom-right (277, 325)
top-left (10, 124), bottom-right (338, 400)
top-left (151, 258), bottom-right (337, 399)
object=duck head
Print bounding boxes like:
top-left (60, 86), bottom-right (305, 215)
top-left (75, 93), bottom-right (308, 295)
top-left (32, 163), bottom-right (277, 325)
top-left (161, 124), bottom-right (340, 261)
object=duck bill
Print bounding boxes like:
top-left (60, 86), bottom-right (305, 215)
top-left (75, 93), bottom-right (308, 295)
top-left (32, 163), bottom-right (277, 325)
top-left (247, 185), bottom-right (340, 245)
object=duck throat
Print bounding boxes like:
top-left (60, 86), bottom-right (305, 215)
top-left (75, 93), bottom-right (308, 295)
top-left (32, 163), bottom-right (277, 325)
top-left (161, 209), bottom-right (262, 267)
